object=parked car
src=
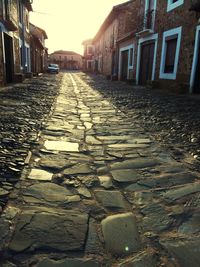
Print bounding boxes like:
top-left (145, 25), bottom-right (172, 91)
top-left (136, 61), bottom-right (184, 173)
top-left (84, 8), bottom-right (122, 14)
top-left (47, 64), bottom-right (59, 74)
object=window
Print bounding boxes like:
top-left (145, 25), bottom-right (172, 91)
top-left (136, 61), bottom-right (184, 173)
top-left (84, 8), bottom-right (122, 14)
top-left (144, 0), bottom-right (157, 30)
top-left (87, 60), bottom-right (93, 71)
top-left (164, 37), bottom-right (177, 73)
top-left (129, 48), bottom-right (134, 67)
top-left (18, 0), bottom-right (23, 24)
top-left (159, 26), bottom-right (182, 80)
top-left (119, 44), bottom-right (134, 80)
top-left (4, 0), bottom-right (9, 20)
top-left (167, 0), bottom-right (184, 12)
top-left (25, 13), bottom-right (29, 30)
top-left (87, 45), bottom-right (94, 55)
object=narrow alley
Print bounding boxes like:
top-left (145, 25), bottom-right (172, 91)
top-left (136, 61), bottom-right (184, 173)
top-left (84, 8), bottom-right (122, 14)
top-left (0, 72), bottom-right (200, 267)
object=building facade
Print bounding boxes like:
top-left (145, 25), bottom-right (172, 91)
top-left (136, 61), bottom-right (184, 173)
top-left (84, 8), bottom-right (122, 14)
top-left (0, 0), bottom-right (32, 85)
top-left (30, 23), bottom-right (48, 74)
top-left (136, 0), bottom-right (200, 94)
top-left (92, 1), bottom-right (136, 79)
top-left (86, 0), bottom-right (200, 94)
top-left (82, 39), bottom-right (95, 72)
top-left (49, 50), bottom-right (82, 70)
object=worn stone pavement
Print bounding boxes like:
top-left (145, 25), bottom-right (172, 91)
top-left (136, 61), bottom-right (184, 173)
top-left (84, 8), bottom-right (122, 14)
top-left (0, 72), bottom-right (200, 267)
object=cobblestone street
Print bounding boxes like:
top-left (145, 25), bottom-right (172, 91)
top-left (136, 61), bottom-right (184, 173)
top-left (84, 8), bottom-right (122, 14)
top-left (0, 72), bottom-right (200, 267)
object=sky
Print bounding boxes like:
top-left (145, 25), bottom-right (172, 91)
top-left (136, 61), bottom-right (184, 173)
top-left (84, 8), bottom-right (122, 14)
top-left (30, 0), bottom-right (128, 55)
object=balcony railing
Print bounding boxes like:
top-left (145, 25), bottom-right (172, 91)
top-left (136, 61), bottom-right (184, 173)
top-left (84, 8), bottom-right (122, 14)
top-left (143, 9), bottom-right (155, 30)
top-left (0, 0), bottom-right (18, 31)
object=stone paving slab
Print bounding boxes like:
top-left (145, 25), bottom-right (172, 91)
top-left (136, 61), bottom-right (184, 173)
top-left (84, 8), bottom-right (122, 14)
top-left (160, 237), bottom-right (200, 267)
top-left (9, 206), bottom-right (88, 252)
top-left (44, 140), bottom-right (79, 152)
top-left (37, 258), bottom-right (101, 267)
top-left (22, 182), bottom-right (81, 205)
top-left (101, 212), bottom-right (140, 256)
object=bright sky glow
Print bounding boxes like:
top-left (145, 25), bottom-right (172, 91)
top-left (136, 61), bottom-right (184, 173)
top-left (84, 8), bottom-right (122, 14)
top-left (30, 0), bottom-right (128, 55)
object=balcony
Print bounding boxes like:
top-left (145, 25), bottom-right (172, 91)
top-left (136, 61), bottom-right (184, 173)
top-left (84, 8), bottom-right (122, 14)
top-left (136, 9), bottom-right (155, 38)
top-left (0, 1), bottom-right (18, 31)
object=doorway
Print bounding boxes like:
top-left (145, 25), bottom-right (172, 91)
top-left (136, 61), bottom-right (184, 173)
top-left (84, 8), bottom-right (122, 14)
top-left (139, 41), bottom-right (155, 85)
top-left (3, 33), bottom-right (14, 83)
top-left (121, 50), bottom-right (129, 80)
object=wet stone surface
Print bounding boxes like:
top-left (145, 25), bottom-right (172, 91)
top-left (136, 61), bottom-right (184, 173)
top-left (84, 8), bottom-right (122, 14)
top-left (0, 72), bottom-right (200, 266)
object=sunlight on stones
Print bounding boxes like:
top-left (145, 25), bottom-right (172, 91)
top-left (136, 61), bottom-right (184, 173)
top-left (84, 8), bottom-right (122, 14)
top-left (101, 213), bottom-right (140, 255)
top-left (28, 169), bottom-right (53, 181)
top-left (44, 140), bottom-right (79, 152)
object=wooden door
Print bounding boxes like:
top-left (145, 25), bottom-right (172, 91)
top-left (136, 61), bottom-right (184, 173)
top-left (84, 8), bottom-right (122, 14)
top-left (121, 50), bottom-right (129, 81)
top-left (139, 41), bottom-right (155, 85)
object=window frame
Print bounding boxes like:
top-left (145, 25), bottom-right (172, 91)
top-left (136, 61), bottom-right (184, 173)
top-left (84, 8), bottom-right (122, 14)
top-left (144, 0), bottom-right (157, 30)
top-left (87, 60), bottom-right (93, 70)
top-left (136, 33), bottom-right (158, 85)
top-left (118, 44), bottom-right (134, 80)
top-left (159, 26), bottom-right (182, 80)
top-left (87, 45), bottom-right (94, 55)
top-left (190, 25), bottom-right (200, 93)
top-left (167, 0), bottom-right (184, 12)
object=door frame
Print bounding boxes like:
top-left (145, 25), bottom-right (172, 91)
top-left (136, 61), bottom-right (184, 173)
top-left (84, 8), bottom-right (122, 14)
top-left (136, 33), bottom-right (158, 85)
top-left (118, 44), bottom-right (134, 80)
top-left (190, 25), bottom-right (200, 93)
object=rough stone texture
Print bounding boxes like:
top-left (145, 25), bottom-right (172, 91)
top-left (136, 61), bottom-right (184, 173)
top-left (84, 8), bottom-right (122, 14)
top-left (39, 157), bottom-right (74, 171)
top-left (94, 190), bottom-right (127, 209)
top-left (86, 136), bottom-right (102, 145)
top-left (178, 213), bottom-right (200, 234)
top-left (108, 143), bottom-right (148, 149)
top-left (141, 203), bottom-right (173, 232)
top-left (119, 250), bottom-right (158, 267)
top-left (77, 187), bottom-right (92, 198)
top-left (9, 207), bottom-right (88, 252)
top-left (162, 182), bottom-right (200, 202)
top-left (98, 175), bottom-right (113, 189)
top-left (0, 206), bottom-right (20, 250)
top-left (85, 218), bottom-right (103, 254)
top-left (22, 182), bottom-right (81, 205)
top-left (139, 172), bottom-right (198, 189)
top-left (101, 213), bottom-right (140, 255)
top-left (111, 169), bottom-right (141, 183)
top-left (28, 169), bottom-right (53, 181)
top-left (0, 188), bottom-right (10, 197)
top-left (63, 163), bottom-right (93, 175)
top-left (160, 237), bottom-right (200, 267)
top-left (37, 258), bottom-right (100, 267)
top-left (110, 158), bottom-right (159, 170)
top-left (44, 141), bottom-right (79, 152)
